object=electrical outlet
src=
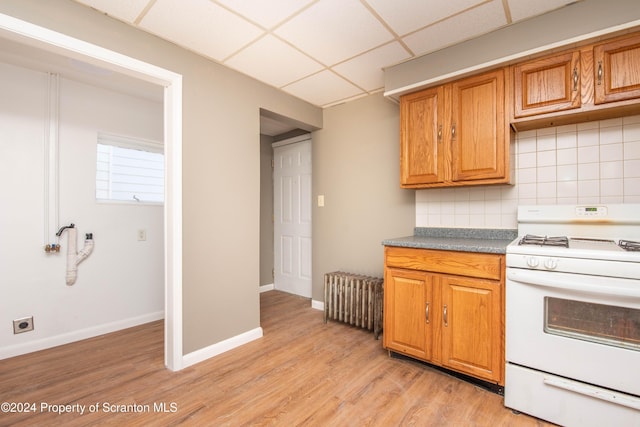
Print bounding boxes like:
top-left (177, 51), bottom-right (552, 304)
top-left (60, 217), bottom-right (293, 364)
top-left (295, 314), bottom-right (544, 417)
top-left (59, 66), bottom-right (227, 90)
top-left (13, 317), bottom-right (34, 334)
top-left (137, 229), bottom-right (147, 241)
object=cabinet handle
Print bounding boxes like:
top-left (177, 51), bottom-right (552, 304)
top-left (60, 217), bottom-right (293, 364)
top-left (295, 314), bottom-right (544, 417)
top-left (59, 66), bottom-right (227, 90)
top-left (451, 124), bottom-right (456, 140)
top-left (425, 302), bottom-right (430, 324)
top-left (573, 66), bottom-right (578, 92)
top-left (443, 304), bottom-right (448, 327)
top-left (437, 125), bottom-right (442, 143)
top-left (597, 61), bottom-right (603, 86)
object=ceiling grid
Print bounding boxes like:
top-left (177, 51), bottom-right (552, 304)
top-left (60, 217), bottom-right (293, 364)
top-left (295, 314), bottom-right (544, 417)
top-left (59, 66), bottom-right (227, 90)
top-left (72, 0), bottom-right (577, 108)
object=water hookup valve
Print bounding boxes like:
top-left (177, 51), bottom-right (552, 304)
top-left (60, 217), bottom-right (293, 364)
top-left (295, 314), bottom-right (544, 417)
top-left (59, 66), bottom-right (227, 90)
top-left (44, 243), bottom-right (61, 253)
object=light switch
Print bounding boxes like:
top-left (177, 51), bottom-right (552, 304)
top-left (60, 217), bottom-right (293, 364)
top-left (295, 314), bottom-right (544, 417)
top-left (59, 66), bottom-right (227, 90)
top-left (318, 195), bottom-right (325, 207)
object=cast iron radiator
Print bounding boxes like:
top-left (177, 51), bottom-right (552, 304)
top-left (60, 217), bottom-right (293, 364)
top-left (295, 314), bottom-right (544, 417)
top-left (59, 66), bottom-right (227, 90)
top-left (323, 271), bottom-right (383, 339)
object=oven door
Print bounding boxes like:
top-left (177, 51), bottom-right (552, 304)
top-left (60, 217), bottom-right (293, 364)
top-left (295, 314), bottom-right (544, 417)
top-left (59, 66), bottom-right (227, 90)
top-left (506, 267), bottom-right (640, 396)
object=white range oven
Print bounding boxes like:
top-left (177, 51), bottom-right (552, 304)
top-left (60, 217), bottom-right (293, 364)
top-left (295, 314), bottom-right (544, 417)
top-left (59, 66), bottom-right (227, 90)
top-left (504, 204), bottom-right (640, 427)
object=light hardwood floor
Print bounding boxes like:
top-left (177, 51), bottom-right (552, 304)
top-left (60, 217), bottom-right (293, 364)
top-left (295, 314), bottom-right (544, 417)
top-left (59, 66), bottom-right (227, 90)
top-left (0, 291), bottom-right (553, 426)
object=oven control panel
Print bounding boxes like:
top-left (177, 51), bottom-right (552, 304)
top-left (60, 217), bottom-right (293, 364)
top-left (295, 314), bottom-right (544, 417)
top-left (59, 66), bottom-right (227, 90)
top-left (507, 253), bottom-right (640, 279)
top-left (575, 206), bottom-right (607, 217)
top-left (524, 256), bottom-right (558, 270)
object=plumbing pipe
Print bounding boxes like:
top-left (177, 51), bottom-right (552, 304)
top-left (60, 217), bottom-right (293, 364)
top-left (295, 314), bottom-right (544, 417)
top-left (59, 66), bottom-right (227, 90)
top-left (44, 73), bottom-right (60, 247)
top-left (58, 225), bottom-right (94, 286)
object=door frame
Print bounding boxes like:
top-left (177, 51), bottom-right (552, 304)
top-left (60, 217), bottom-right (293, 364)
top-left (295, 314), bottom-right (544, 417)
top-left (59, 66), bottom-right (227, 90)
top-left (0, 13), bottom-right (184, 371)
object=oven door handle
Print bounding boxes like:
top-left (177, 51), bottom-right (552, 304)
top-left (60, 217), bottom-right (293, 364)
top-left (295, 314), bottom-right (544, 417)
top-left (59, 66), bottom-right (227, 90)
top-left (543, 375), bottom-right (640, 410)
top-left (507, 269), bottom-right (640, 298)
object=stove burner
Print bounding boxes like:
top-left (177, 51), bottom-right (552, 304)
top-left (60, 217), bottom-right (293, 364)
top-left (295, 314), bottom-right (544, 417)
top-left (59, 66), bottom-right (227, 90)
top-left (519, 234), bottom-right (569, 248)
top-left (619, 240), bottom-right (640, 251)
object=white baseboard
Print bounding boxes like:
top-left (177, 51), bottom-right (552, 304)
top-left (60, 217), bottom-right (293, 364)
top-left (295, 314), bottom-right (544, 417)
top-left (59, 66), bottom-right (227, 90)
top-left (0, 311), bottom-right (164, 360)
top-left (182, 327), bottom-right (263, 368)
top-left (259, 283), bottom-right (274, 293)
top-left (311, 299), bottom-right (324, 311)
top-left (262, 286), bottom-right (322, 311)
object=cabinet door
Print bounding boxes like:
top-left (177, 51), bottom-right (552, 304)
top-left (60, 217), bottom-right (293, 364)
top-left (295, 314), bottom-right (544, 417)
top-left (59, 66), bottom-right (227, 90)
top-left (450, 69), bottom-right (507, 182)
top-left (383, 268), bottom-right (433, 361)
top-left (594, 33), bottom-right (640, 104)
top-left (513, 51), bottom-right (581, 117)
top-left (440, 275), bottom-right (503, 383)
top-left (400, 86), bottom-right (445, 186)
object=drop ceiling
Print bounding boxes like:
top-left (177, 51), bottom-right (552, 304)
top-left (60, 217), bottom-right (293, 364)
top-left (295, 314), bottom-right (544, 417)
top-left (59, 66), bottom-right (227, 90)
top-left (71, 0), bottom-right (578, 109)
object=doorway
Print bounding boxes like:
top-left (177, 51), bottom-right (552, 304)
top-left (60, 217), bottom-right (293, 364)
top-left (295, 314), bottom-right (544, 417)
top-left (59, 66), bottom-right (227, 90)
top-left (273, 135), bottom-right (312, 298)
top-left (0, 13), bottom-right (183, 370)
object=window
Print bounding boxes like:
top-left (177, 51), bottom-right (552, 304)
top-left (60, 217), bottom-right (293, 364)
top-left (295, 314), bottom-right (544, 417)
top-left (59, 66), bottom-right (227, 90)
top-left (96, 133), bottom-right (164, 203)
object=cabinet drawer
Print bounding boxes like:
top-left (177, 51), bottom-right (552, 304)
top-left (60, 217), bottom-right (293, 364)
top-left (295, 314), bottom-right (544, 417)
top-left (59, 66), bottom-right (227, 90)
top-left (385, 246), bottom-right (503, 280)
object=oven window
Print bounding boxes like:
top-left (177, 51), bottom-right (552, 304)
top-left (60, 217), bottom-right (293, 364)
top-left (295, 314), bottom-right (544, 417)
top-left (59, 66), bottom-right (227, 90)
top-left (544, 297), bottom-right (640, 351)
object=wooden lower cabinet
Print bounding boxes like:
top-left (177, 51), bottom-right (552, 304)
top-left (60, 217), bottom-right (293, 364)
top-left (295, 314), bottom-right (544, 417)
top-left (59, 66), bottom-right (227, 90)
top-left (440, 275), bottom-right (503, 383)
top-left (384, 268), bottom-right (433, 361)
top-left (383, 246), bottom-right (505, 385)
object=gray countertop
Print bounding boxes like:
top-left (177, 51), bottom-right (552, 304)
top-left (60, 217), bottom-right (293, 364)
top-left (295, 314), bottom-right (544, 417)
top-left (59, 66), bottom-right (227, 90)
top-left (382, 227), bottom-right (518, 254)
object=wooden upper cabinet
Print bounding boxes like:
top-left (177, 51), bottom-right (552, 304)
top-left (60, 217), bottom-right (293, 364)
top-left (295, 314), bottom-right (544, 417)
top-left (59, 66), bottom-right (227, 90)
top-left (451, 69), bottom-right (506, 182)
top-left (594, 33), bottom-right (640, 104)
top-left (399, 68), bottom-right (510, 188)
top-left (400, 86), bottom-right (444, 186)
top-left (510, 30), bottom-right (640, 131)
top-left (513, 51), bottom-right (581, 117)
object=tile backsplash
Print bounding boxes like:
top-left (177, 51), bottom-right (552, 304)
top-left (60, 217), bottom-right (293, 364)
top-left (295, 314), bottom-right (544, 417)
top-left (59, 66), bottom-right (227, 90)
top-left (416, 115), bottom-right (640, 229)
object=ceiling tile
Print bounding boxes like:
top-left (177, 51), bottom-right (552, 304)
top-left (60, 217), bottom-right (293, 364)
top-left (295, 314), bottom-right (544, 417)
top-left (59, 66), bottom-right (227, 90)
top-left (216, 0), bottom-right (315, 29)
top-left (274, 0), bottom-right (394, 66)
top-left (367, 0), bottom-right (485, 36)
top-left (283, 70), bottom-right (363, 107)
top-left (139, 0), bottom-right (264, 61)
top-left (333, 42), bottom-right (411, 91)
top-left (403, 1), bottom-right (507, 57)
top-left (68, 0), bottom-right (588, 108)
top-left (73, 0), bottom-right (151, 23)
top-left (507, 0), bottom-right (577, 22)
top-left (225, 35), bottom-right (324, 88)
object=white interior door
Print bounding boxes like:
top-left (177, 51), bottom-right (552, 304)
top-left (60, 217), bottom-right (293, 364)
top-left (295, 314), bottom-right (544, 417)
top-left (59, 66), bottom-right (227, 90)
top-left (273, 136), bottom-right (312, 298)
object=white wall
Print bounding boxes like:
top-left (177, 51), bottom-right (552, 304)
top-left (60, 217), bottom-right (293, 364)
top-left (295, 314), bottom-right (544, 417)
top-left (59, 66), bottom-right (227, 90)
top-left (0, 61), bottom-right (164, 359)
top-left (312, 93), bottom-right (414, 302)
top-left (416, 115), bottom-right (640, 229)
